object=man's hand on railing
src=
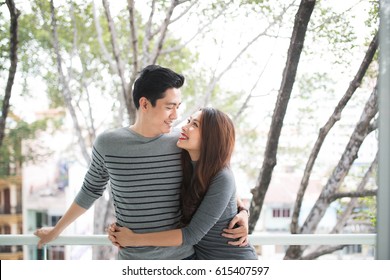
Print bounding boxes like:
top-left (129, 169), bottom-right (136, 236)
top-left (33, 203), bottom-right (88, 249)
top-left (34, 227), bottom-right (60, 249)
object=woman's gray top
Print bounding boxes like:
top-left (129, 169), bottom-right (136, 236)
top-left (181, 166), bottom-right (258, 260)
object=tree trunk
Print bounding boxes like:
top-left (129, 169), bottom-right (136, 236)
top-left (92, 185), bottom-right (116, 259)
top-left (102, 0), bottom-right (134, 122)
top-left (0, 0), bottom-right (20, 147)
top-left (248, 0), bottom-right (317, 233)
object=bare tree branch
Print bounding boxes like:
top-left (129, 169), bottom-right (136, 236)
top-left (179, 1), bottom-right (296, 124)
top-left (368, 118), bottom-right (378, 133)
top-left (80, 77), bottom-right (97, 142)
top-left (101, 1), bottom-right (125, 73)
top-left (50, 0), bottom-right (90, 164)
top-left (146, 1), bottom-right (195, 40)
top-left (67, 0), bottom-right (77, 82)
top-left (301, 86), bottom-right (378, 234)
top-left (289, 31), bottom-right (379, 235)
top-left (127, 0), bottom-right (138, 76)
top-left (125, 0), bottom-right (140, 115)
top-left (169, 0), bottom-right (198, 24)
top-left (92, 0), bottom-right (117, 73)
top-left (301, 245), bottom-right (346, 260)
top-left (284, 86), bottom-right (378, 260)
top-left (67, 1), bottom-right (97, 142)
top-left (310, 0), bottom-right (363, 32)
top-left (285, 87), bottom-right (378, 260)
top-left (0, 0), bottom-right (20, 147)
top-left (330, 152), bottom-right (378, 234)
top-left (301, 155), bottom-right (377, 260)
top-left (160, 1), bottom-right (228, 55)
top-left (177, 0), bottom-right (192, 5)
top-left (330, 189), bottom-right (377, 201)
top-left (142, 0), bottom-right (157, 67)
top-left (213, 2), bottom-right (295, 86)
top-left (102, 0), bottom-right (135, 121)
top-left (149, 0), bottom-right (180, 65)
top-left (233, 33), bottom-right (279, 121)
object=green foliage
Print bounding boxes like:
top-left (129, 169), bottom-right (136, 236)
top-left (295, 72), bottom-right (335, 120)
top-left (307, 5), bottom-right (358, 65)
top-left (358, 196), bottom-right (376, 227)
top-left (240, 0), bottom-right (270, 10)
top-left (336, 163), bottom-right (378, 231)
top-left (366, 0), bottom-right (379, 30)
top-left (156, 38), bottom-right (197, 75)
top-left (45, 71), bottom-right (64, 108)
top-left (0, 116), bottom-right (52, 177)
top-left (336, 195), bottom-right (376, 230)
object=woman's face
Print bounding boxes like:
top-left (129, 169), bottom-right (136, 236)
top-left (177, 110), bottom-right (202, 161)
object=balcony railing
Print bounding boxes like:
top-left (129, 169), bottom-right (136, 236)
top-left (0, 233), bottom-right (376, 260)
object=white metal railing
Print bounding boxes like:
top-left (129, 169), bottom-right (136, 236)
top-left (0, 233), bottom-right (376, 246)
top-left (0, 233), bottom-right (376, 259)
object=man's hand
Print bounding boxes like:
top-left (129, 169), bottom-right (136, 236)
top-left (34, 227), bottom-right (59, 249)
top-left (222, 210), bottom-right (249, 247)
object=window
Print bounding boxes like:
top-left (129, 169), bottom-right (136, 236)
top-left (345, 245), bottom-right (362, 255)
top-left (272, 208), bottom-right (290, 218)
top-left (50, 215), bottom-right (61, 226)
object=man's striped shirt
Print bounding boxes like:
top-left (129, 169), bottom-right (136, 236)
top-left (74, 127), bottom-right (194, 259)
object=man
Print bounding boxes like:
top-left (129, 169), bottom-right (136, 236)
top-left (35, 65), bottom-right (249, 259)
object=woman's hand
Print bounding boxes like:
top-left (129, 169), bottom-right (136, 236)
top-left (107, 223), bottom-right (140, 248)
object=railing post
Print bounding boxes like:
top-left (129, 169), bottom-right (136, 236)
top-left (377, 0), bottom-right (390, 260)
top-left (43, 245), bottom-right (47, 260)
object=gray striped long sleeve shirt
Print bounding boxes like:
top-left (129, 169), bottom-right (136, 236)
top-left (74, 127), bottom-right (194, 260)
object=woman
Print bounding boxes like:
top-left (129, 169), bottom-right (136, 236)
top-left (108, 107), bottom-right (258, 260)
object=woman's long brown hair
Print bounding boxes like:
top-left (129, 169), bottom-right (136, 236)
top-left (180, 107), bottom-right (235, 226)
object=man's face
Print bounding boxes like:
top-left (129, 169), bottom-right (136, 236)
top-left (146, 87), bottom-right (182, 136)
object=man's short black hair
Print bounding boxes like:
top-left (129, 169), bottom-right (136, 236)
top-left (132, 65), bottom-right (185, 109)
